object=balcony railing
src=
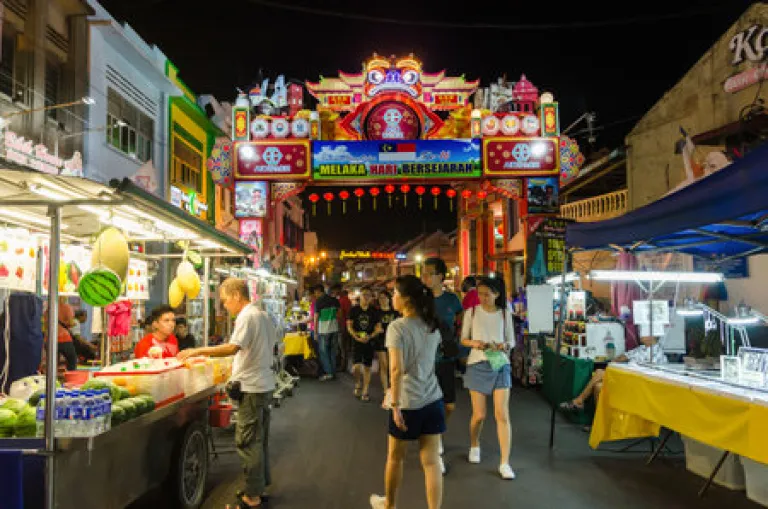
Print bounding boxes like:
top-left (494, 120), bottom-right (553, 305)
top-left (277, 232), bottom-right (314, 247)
top-left (560, 189), bottom-right (629, 222)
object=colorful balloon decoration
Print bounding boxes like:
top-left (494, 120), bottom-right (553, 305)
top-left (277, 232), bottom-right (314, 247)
top-left (560, 135), bottom-right (586, 186)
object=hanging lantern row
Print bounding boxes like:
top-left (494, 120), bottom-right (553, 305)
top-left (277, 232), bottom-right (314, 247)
top-left (307, 186), bottom-right (490, 215)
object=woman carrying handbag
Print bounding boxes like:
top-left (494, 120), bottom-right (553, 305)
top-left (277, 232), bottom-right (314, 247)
top-left (460, 276), bottom-right (516, 480)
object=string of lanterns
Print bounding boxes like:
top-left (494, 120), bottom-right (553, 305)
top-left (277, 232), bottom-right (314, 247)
top-left (306, 186), bottom-right (488, 215)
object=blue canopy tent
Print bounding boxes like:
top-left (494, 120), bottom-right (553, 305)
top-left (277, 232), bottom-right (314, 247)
top-left (566, 142), bottom-right (768, 259)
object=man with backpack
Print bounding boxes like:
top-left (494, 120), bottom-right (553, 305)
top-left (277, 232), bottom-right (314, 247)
top-left (422, 257), bottom-right (463, 475)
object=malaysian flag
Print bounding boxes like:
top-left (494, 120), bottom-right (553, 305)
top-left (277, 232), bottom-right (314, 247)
top-left (379, 143), bottom-right (416, 163)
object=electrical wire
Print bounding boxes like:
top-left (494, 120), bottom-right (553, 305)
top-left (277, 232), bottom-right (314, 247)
top-left (247, 0), bottom-right (726, 30)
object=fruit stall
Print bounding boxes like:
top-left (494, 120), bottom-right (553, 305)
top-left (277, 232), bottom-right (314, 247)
top-left (0, 168), bottom-right (251, 509)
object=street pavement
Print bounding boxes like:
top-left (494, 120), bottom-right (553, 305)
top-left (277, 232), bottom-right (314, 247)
top-left (131, 374), bottom-right (761, 509)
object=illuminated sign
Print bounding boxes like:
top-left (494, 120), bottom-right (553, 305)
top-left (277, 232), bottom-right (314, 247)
top-left (2, 130), bottom-right (82, 176)
top-left (433, 93), bottom-right (460, 107)
top-left (170, 186), bottom-right (208, 217)
top-left (313, 140), bottom-right (481, 180)
top-left (327, 95), bottom-right (352, 108)
top-left (235, 140), bottom-right (311, 180)
top-left (540, 103), bottom-right (560, 136)
top-left (482, 137), bottom-right (559, 177)
top-left (233, 108), bottom-right (250, 141)
top-left (339, 250), bottom-right (404, 260)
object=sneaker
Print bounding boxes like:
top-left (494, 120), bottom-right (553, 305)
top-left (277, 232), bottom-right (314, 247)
top-left (319, 374), bottom-right (333, 382)
top-left (468, 446), bottom-right (481, 464)
top-left (370, 494), bottom-right (388, 508)
top-left (438, 438), bottom-right (444, 456)
top-left (499, 464), bottom-right (516, 480)
top-left (439, 456), bottom-right (450, 476)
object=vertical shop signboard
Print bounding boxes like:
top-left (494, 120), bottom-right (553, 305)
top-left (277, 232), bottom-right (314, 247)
top-left (540, 103), bottom-right (559, 136)
top-left (239, 219), bottom-right (263, 267)
top-left (525, 217), bottom-right (568, 284)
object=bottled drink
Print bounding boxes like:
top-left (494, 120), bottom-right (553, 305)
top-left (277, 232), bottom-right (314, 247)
top-left (35, 395), bottom-right (46, 438)
top-left (93, 390), bottom-right (105, 434)
top-left (100, 389), bottom-right (112, 433)
top-left (54, 390), bottom-right (67, 437)
top-left (69, 390), bottom-right (84, 438)
top-left (82, 390), bottom-right (96, 437)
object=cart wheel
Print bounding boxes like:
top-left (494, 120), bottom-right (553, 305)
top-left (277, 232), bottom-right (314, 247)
top-left (171, 421), bottom-right (209, 509)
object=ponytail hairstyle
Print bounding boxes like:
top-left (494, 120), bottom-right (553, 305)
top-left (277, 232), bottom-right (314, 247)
top-left (477, 276), bottom-right (507, 311)
top-left (395, 275), bottom-right (439, 332)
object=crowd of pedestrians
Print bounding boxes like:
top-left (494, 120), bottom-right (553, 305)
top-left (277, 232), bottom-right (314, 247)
top-left (305, 257), bottom-right (517, 509)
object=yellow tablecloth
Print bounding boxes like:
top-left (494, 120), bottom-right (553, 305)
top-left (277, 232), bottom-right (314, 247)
top-left (589, 363), bottom-right (768, 464)
top-left (283, 332), bottom-right (314, 359)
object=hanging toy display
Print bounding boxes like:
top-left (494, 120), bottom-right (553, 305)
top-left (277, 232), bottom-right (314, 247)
top-left (79, 227), bottom-right (129, 307)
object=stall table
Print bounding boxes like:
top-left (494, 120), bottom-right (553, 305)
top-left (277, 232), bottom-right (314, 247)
top-left (542, 347), bottom-right (596, 425)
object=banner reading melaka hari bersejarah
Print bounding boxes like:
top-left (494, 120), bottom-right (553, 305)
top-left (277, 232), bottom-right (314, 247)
top-left (311, 139), bottom-right (481, 180)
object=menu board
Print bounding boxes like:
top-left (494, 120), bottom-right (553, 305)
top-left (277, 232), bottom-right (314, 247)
top-left (525, 217), bottom-right (568, 284)
top-left (42, 244), bottom-right (91, 296)
top-left (124, 259), bottom-right (149, 300)
top-left (0, 231), bottom-right (37, 292)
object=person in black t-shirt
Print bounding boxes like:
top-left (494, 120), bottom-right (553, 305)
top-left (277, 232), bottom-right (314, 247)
top-left (175, 317), bottom-right (197, 351)
top-left (372, 291), bottom-right (399, 394)
top-left (347, 287), bottom-right (383, 402)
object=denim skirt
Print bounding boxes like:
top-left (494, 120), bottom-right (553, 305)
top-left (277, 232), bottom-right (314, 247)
top-left (464, 361), bottom-right (512, 395)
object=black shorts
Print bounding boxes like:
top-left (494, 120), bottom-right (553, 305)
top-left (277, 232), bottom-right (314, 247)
top-left (436, 361), bottom-right (456, 404)
top-left (353, 341), bottom-right (375, 367)
top-left (370, 337), bottom-right (387, 352)
top-left (389, 399), bottom-right (446, 440)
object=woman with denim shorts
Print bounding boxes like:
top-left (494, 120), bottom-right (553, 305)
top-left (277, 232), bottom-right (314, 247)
top-left (370, 275), bottom-right (444, 509)
top-left (460, 276), bottom-right (516, 480)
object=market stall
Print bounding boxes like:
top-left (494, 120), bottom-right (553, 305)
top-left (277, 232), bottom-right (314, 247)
top-left (561, 142), bottom-right (768, 504)
top-left (0, 168), bottom-right (252, 509)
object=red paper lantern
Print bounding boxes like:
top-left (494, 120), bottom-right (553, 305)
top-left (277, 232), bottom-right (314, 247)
top-left (339, 190), bottom-right (350, 214)
top-left (446, 188), bottom-right (457, 212)
top-left (354, 187), bottom-right (365, 211)
top-left (400, 184), bottom-right (411, 207)
top-left (430, 186), bottom-right (441, 209)
top-left (476, 190), bottom-right (488, 200)
top-left (369, 187), bottom-right (381, 211)
top-left (309, 192), bottom-right (320, 215)
top-left (460, 189), bottom-right (472, 212)
top-left (323, 192), bottom-right (334, 215)
top-left (415, 186), bottom-right (426, 209)
top-left (385, 184), bottom-right (396, 208)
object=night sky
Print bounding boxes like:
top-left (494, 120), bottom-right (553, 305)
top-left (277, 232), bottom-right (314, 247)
top-left (99, 0), bottom-right (754, 248)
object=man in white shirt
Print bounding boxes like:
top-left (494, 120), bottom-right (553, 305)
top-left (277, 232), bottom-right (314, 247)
top-left (179, 278), bottom-right (276, 508)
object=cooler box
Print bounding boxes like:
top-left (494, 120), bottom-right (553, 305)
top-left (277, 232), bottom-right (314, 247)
top-left (183, 360), bottom-right (214, 395)
top-left (741, 457), bottom-right (768, 506)
top-left (93, 359), bottom-right (184, 405)
top-left (682, 436), bottom-right (745, 490)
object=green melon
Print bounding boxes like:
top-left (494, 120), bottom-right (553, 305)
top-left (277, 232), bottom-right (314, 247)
top-left (111, 406), bottom-right (126, 426)
top-left (137, 394), bottom-right (155, 412)
top-left (1, 397), bottom-right (28, 415)
top-left (13, 406), bottom-right (36, 437)
top-left (0, 408), bottom-right (18, 437)
top-left (78, 268), bottom-right (122, 307)
top-left (116, 400), bottom-right (137, 420)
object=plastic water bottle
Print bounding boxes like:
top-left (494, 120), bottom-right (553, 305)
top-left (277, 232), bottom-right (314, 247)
top-left (35, 395), bottom-right (46, 438)
top-left (100, 389), bottom-right (112, 432)
top-left (82, 390), bottom-right (96, 437)
top-left (69, 390), bottom-right (84, 438)
top-left (93, 390), bottom-right (105, 434)
top-left (54, 390), bottom-right (67, 437)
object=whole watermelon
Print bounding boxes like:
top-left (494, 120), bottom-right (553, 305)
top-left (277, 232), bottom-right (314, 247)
top-left (1, 397), bottom-right (28, 415)
top-left (0, 408), bottom-right (18, 437)
top-left (13, 406), bottom-right (37, 437)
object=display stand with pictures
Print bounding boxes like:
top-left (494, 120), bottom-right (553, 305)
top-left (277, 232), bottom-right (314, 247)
top-left (521, 285), bottom-right (554, 387)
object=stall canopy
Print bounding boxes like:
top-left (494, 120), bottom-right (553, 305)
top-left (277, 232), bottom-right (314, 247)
top-left (566, 142), bottom-right (768, 260)
top-left (0, 168), bottom-right (252, 255)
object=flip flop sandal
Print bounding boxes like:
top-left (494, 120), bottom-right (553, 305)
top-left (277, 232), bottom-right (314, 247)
top-left (354, 387), bottom-right (362, 398)
top-left (361, 393), bottom-right (371, 402)
top-left (236, 491), bottom-right (270, 503)
top-left (235, 492), bottom-right (268, 508)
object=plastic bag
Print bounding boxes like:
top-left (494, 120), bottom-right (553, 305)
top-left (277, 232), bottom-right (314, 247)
top-left (485, 350), bottom-right (508, 372)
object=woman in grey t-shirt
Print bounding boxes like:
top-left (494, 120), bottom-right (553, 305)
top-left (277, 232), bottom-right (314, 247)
top-left (370, 275), bottom-right (445, 509)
